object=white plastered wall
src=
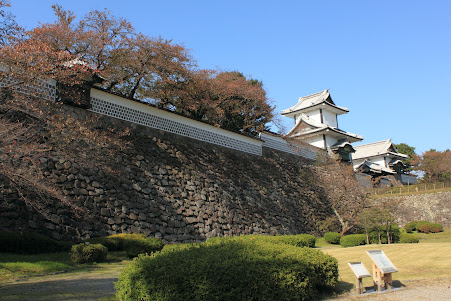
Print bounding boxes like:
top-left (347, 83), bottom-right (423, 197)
top-left (89, 89), bottom-right (263, 155)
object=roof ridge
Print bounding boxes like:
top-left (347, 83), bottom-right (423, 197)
top-left (298, 89), bottom-right (328, 101)
top-left (354, 139), bottom-right (391, 148)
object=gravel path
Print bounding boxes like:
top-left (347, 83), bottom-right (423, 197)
top-left (0, 271), bottom-right (119, 301)
top-left (327, 279), bottom-right (451, 301)
top-left (1, 273), bottom-right (450, 301)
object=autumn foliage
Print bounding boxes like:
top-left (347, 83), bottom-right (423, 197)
top-left (0, 3), bottom-right (274, 135)
top-left (416, 149), bottom-right (451, 182)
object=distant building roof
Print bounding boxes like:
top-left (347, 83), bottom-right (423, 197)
top-left (281, 89), bottom-right (349, 117)
top-left (353, 139), bottom-right (409, 161)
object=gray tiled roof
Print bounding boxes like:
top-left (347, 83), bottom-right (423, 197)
top-left (281, 89), bottom-right (349, 115)
top-left (353, 139), bottom-right (409, 160)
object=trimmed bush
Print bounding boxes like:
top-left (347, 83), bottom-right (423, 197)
top-left (429, 223), bottom-right (443, 233)
top-left (123, 237), bottom-right (164, 258)
top-left (404, 221), bottom-right (417, 233)
top-left (116, 237), bottom-right (338, 301)
top-left (340, 234), bottom-right (367, 247)
top-left (71, 243), bottom-right (108, 263)
top-left (88, 234), bottom-right (164, 256)
top-left (324, 232), bottom-right (341, 244)
top-left (88, 237), bottom-right (122, 251)
top-left (0, 230), bottom-right (71, 254)
top-left (404, 221), bottom-right (443, 234)
top-left (269, 234), bottom-right (316, 248)
top-left (207, 234), bottom-right (316, 248)
top-left (417, 223), bottom-right (431, 234)
top-left (105, 234), bottom-right (164, 258)
top-left (415, 221), bottom-right (430, 232)
top-left (399, 233), bottom-right (420, 243)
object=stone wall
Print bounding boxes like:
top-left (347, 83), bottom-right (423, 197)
top-left (374, 191), bottom-right (451, 227)
top-left (0, 104), bottom-right (332, 243)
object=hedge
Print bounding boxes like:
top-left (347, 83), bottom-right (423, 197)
top-left (71, 243), bottom-right (108, 263)
top-left (399, 233), bottom-right (420, 244)
top-left (88, 234), bottom-right (164, 257)
top-left (405, 221), bottom-right (443, 234)
top-left (429, 223), bottom-right (444, 233)
top-left (324, 232), bottom-right (341, 244)
top-left (267, 234), bottom-right (316, 248)
top-left (0, 230), bottom-right (71, 254)
top-left (207, 234), bottom-right (316, 248)
top-left (340, 234), bottom-right (367, 247)
top-left (404, 221), bottom-right (418, 233)
top-left (88, 237), bottom-right (122, 251)
top-left (116, 237), bottom-right (338, 301)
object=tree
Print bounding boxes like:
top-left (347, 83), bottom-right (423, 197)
top-left (316, 158), bottom-right (370, 236)
top-left (168, 70), bottom-right (274, 136)
top-left (0, 0), bottom-right (21, 46)
top-left (6, 5), bottom-right (274, 135)
top-left (357, 208), bottom-right (379, 244)
top-left (357, 207), bottom-right (396, 244)
top-left (393, 142), bottom-right (419, 172)
top-left (416, 149), bottom-right (451, 182)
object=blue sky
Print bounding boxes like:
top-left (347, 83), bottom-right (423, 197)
top-left (8, 0), bottom-right (451, 154)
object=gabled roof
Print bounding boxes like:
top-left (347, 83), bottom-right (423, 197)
top-left (354, 160), bottom-right (396, 175)
top-left (281, 89), bottom-right (349, 117)
top-left (286, 113), bottom-right (363, 142)
top-left (352, 139), bottom-right (409, 161)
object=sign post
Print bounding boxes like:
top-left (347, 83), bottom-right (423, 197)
top-left (348, 262), bottom-right (371, 294)
top-left (366, 250), bottom-right (398, 292)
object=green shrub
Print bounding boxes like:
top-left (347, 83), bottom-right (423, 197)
top-left (107, 234), bottom-right (164, 258)
top-left (71, 243), bottom-right (108, 263)
top-left (415, 221), bottom-right (430, 232)
top-left (0, 230), bottom-right (71, 254)
top-left (88, 234), bottom-right (164, 256)
top-left (404, 221), bottom-right (417, 233)
top-left (417, 223), bottom-right (431, 234)
top-left (270, 234), bottom-right (316, 248)
top-left (404, 220), bottom-right (429, 233)
top-left (207, 234), bottom-right (316, 248)
top-left (340, 234), bottom-right (367, 247)
top-left (429, 223), bottom-right (443, 233)
top-left (324, 232), bottom-right (341, 244)
top-left (405, 221), bottom-right (443, 234)
top-left (116, 237), bottom-right (338, 301)
top-left (399, 233), bottom-right (420, 243)
top-left (88, 237), bottom-right (122, 251)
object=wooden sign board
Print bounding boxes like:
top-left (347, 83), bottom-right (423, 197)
top-left (366, 250), bottom-right (398, 274)
top-left (348, 262), bottom-right (371, 279)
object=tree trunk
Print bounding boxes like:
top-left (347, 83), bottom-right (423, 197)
top-left (387, 224), bottom-right (392, 244)
top-left (366, 229), bottom-right (369, 245)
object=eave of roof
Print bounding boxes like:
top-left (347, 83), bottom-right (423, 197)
top-left (282, 101), bottom-right (349, 118)
top-left (288, 126), bottom-right (363, 142)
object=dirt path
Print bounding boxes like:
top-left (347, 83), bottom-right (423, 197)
top-left (0, 268), bottom-right (121, 301)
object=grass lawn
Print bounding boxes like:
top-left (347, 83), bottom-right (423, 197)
top-left (321, 229), bottom-right (451, 289)
top-left (417, 229), bottom-right (451, 243)
top-left (0, 251), bottom-right (128, 283)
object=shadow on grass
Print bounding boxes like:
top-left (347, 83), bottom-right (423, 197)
top-left (0, 277), bottom-right (117, 301)
top-left (318, 281), bottom-right (354, 299)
